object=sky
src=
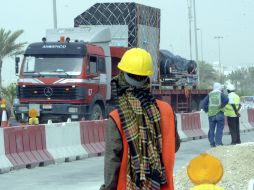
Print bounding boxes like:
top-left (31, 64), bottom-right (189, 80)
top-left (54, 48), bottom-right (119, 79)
top-left (1, 0), bottom-right (254, 86)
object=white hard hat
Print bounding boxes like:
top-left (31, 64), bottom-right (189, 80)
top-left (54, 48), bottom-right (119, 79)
top-left (213, 82), bottom-right (222, 91)
top-left (227, 84), bottom-right (235, 91)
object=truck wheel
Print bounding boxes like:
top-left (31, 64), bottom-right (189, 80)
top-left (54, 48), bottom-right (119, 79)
top-left (198, 99), bottom-right (204, 111)
top-left (89, 103), bottom-right (103, 120)
top-left (190, 100), bottom-right (198, 112)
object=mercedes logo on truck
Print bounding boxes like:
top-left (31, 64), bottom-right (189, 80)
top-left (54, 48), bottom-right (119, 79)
top-left (44, 87), bottom-right (53, 97)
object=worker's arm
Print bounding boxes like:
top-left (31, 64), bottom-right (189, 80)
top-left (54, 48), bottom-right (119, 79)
top-left (220, 93), bottom-right (229, 108)
top-left (202, 95), bottom-right (209, 113)
top-left (231, 103), bottom-right (241, 117)
top-left (100, 117), bottom-right (122, 190)
top-left (231, 104), bottom-right (240, 116)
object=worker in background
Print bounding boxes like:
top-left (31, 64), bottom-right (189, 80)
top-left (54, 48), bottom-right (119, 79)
top-left (100, 48), bottom-right (180, 190)
top-left (224, 84), bottom-right (241, 145)
top-left (202, 82), bottom-right (229, 147)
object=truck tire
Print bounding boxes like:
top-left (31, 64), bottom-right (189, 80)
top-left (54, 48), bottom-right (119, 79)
top-left (89, 103), bottom-right (103, 120)
top-left (190, 100), bottom-right (198, 112)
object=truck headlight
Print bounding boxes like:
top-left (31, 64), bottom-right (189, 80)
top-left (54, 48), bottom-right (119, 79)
top-left (68, 107), bottom-right (78, 113)
top-left (71, 115), bottom-right (79, 119)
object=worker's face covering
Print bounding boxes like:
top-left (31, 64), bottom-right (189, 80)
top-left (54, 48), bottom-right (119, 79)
top-left (111, 72), bottom-right (167, 189)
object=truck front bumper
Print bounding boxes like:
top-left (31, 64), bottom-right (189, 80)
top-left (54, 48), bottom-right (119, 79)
top-left (13, 103), bottom-right (89, 122)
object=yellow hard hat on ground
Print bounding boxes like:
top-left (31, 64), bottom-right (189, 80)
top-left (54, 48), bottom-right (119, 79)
top-left (187, 153), bottom-right (224, 185)
top-left (118, 48), bottom-right (154, 76)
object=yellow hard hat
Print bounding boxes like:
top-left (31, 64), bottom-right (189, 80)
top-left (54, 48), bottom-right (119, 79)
top-left (187, 153), bottom-right (224, 185)
top-left (118, 48), bottom-right (154, 76)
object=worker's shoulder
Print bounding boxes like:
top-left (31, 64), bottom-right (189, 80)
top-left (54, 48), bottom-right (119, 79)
top-left (221, 92), bottom-right (229, 99)
top-left (156, 99), bottom-right (170, 106)
top-left (156, 99), bottom-right (173, 111)
top-left (109, 108), bottom-right (119, 117)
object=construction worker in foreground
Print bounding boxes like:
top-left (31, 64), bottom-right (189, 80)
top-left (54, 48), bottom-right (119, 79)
top-left (224, 84), bottom-right (241, 145)
top-left (202, 83), bottom-right (229, 147)
top-left (100, 48), bottom-right (180, 190)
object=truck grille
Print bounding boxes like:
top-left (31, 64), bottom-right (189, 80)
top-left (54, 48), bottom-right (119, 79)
top-left (18, 86), bottom-right (86, 100)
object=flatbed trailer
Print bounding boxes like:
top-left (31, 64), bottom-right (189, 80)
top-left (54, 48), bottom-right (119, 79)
top-left (152, 88), bottom-right (210, 112)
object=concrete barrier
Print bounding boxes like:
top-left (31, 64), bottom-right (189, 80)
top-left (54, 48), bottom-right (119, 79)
top-left (180, 113), bottom-right (205, 139)
top-left (248, 179), bottom-right (254, 190)
top-left (176, 114), bottom-right (189, 141)
top-left (199, 111), bottom-right (209, 137)
top-left (239, 108), bottom-right (253, 132)
top-left (0, 128), bottom-right (13, 173)
top-left (181, 113), bottom-right (197, 138)
top-left (223, 117), bottom-right (230, 134)
top-left (4, 125), bottom-right (54, 170)
top-left (1, 108), bottom-right (253, 174)
top-left (80, 120), bottom-right (106, 157)
top-left (248, 109), bottom-right (254, 127)
top-left (198, 111), bottom-right (231, 136)
top-left (45, 122), bottom-right (88, 163)
top-left (190, 112), bottom-right (206, 138)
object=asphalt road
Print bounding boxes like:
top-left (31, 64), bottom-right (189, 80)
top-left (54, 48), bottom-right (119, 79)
top-left (0, 130), bottom-right (253, 190)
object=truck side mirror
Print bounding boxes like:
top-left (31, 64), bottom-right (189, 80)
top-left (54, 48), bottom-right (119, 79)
top-left (15, 57), bottom-right (20, 75)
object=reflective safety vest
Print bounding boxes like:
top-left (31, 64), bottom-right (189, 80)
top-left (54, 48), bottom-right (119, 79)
top-left (224, 92), bottom-right (240, 117)
top-left (208, 91), bottom-right (222, 117)
top-left (109, 100), bottom-right (176, 190)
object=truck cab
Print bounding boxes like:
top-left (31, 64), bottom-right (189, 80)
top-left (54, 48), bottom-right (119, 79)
top-left (14, 27), bottom-right (127, 123)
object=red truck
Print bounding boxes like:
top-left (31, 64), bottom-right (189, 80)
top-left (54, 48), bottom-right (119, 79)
top-left (13, 3), bottom-right (209, 123)
top-left (13, 26), bottom-right (129, 123)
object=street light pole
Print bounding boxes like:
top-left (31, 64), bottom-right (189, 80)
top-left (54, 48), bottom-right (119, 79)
top-left (214, 36), bottom-right (223, 83)
top-left (192, 0), bottom-right (200, 86)
top-left (53, 0), bottom-right (58, 29)
top-left (193, 0), bottom-right (199, 63)
top-left (197, 28), bottom-right (204, 62)
top-left (187, 0), bottom-right (193, 60)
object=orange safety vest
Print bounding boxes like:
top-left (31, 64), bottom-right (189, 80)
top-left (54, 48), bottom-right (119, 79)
top-left (110, 100), bottom-right (176, 190)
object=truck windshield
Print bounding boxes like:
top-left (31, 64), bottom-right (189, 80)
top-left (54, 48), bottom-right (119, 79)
top-left (22, 55), bottom-right (83, 76)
